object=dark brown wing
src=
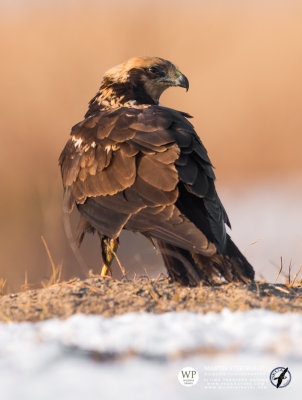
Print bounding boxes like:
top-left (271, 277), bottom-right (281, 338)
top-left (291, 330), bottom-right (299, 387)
top-left (59, 105), bottom-right (228, 253)
top-left (165, 107), bottom-right (230, 252)
top-left (59, 108), bottom-right (139, 208)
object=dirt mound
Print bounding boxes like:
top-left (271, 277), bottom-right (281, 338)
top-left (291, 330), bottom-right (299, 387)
top-left (0, 277), bottom-right (301, 322)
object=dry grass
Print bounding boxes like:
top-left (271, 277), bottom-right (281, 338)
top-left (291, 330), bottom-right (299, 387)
top-left (0, 0), bottom-right (302, 291)
top-left (40, 235), bottom-right (62, 288)
top-left (20, 272), bottom-right (30, 292)
top-left (273, 257), bottom-right (302, 287)
top-left (0, 279), bottom-right (7, 296)
top-left (290, 265), bottom-right (302, 287)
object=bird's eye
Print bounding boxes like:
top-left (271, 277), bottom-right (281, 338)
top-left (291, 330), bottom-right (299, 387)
top-left (149, 66), bottom-right (162, 74)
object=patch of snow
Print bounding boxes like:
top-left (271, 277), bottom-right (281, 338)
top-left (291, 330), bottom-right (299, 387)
top-left (0, 309), bottom-right (301, 399)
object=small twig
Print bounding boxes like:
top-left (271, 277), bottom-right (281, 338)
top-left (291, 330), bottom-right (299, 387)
top-left (290, 265), bottom-right (302, 287)
top-left (274, 257), bottom-right (283, 283)
top-left (115, 255), bottom-right (126, 277)
top-left (255, 282), bottom-right (260, 297)
top-left (274, 286), bottom-right (290, 294)
top-left (148, 281), bottom-right (161, 300)
top-left (108, 243), bottom-right (126, 277)
top-left (41, 280), bottom-right (47, 289)
top-left (248, 237), bottom-right (266, 246)
top-left (21, 271), bottom-right (29, 292)
top-left (288, 260), bottom-right (292, 285)
top-left (244, 237), bottom-right (266, 255)
top-left (155, 272), bottom-right (167, 282)
top-left (41, 235), bottom-right (57, 284)
top-left (144, 267), bottom-right (151, 281)
top-left (0, 278), bottom-right (6, 296)
top-left (57, 263), bottom-right (62, 283)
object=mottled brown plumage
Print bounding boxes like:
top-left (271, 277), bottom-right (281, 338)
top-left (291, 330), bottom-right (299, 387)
top-left (59, 56), bottom-right (254, 285)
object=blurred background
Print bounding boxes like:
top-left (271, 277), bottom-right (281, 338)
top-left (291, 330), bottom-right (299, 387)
top-left (0, 0), bottom-right (301, 292)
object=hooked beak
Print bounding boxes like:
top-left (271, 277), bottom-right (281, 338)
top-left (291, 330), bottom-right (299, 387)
top-left (158, 71), bottom-right (189, 92)
top-left (174, 73), bottom-right (189, 91)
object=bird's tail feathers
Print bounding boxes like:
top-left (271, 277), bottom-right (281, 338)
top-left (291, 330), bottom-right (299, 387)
top-left (157, 237), bottom-right (254, 286)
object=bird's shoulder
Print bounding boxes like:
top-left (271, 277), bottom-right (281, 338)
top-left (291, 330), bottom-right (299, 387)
top-left (68, 104), bottom-right (195, 141)
top-left (59, 105), bottom-right (194, 174)
top-left (58, 105), bottom-right (186, 210)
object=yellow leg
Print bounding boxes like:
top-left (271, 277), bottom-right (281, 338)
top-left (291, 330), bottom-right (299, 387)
top-left (100, 237), bottom-right (119, 276)
top-left (100, 263), bottom-right (109, 276)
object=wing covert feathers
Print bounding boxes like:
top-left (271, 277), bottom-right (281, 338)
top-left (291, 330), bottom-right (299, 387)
top-left (59, 104), bottom-right (254, 283)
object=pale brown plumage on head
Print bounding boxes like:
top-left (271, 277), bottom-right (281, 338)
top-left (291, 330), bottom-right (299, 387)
top-left (59, 56), bottom-right (254, 285)
top-left (103, 56), bottom-right (188, 95)
top-left (86, 56), bottom-right (189, 113)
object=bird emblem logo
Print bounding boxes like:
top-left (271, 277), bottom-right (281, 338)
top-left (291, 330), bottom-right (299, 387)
top-left (270, 367), bottom-right (291, 388)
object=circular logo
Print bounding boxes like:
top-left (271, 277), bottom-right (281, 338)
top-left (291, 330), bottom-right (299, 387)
top-left (270, 367), bottom-right (291, 388)
top-left (178, 367), bottom-right (199, 387)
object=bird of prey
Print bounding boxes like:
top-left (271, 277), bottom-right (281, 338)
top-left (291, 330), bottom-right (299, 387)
top-left (273, 367), bottom-right (288, 388)
top-left (59, 56), bottom-right (255, 285)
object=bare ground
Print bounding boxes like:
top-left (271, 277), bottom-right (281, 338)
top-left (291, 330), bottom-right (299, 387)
top-left (0, 276), bottom-right (301, 323)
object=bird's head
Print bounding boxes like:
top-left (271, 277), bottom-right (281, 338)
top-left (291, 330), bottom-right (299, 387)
top-left (98, 56), bottom-right (189, 106)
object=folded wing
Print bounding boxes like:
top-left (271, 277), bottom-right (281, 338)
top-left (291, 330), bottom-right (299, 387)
top-left (59, 106), bottom-right (229, 254)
